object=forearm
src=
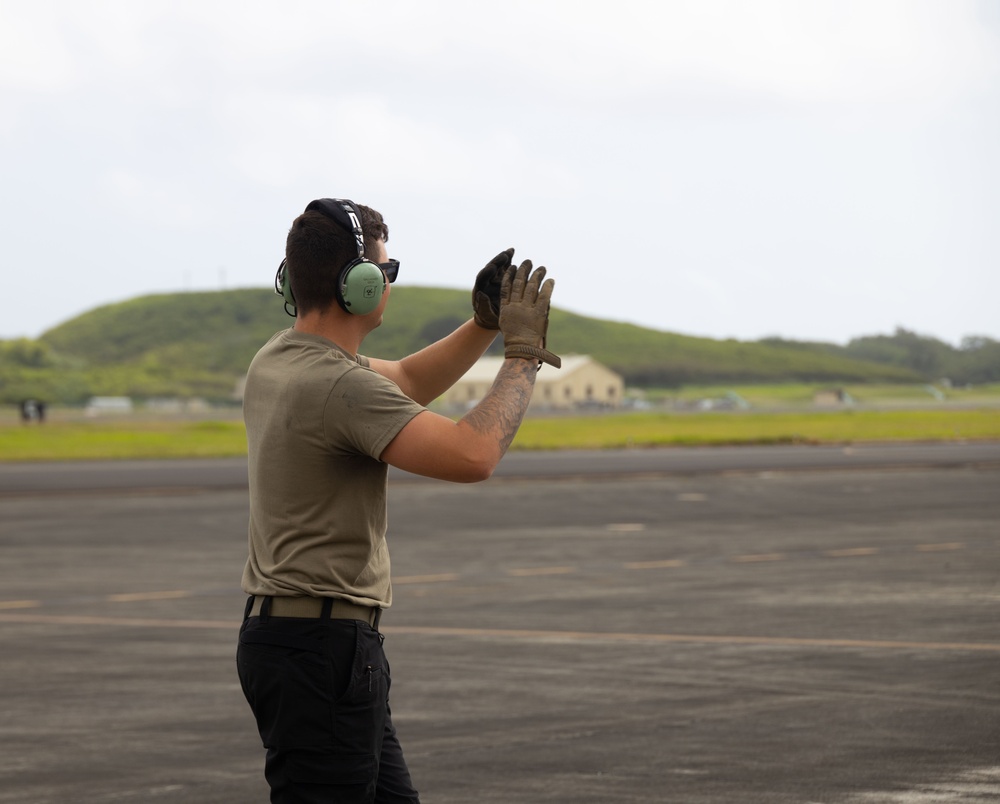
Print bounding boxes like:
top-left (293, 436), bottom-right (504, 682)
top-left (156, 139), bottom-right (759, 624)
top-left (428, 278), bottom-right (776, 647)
top-left (458, 357), bottom-right (537, 465)
top-left (377, 319), bottom-right (498, 405)
top-left (378, 357), bottom-right (537, 483)
top-left (378, 257), bottom-right (555, 484)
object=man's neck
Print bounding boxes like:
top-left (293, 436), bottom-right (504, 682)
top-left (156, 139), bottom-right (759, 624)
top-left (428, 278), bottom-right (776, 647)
top-left (293, 311), bottom-right (366, 356)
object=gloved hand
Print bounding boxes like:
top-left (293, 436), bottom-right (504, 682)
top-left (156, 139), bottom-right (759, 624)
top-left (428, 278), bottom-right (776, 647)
top-left (472, 248), bottom-right (514, 329)
top-left (498, 260), bottom-right (561, 369)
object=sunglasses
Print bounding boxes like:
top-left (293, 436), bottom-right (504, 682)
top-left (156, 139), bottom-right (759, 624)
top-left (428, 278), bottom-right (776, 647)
top-left (378, 259), bottom-right (399, 284)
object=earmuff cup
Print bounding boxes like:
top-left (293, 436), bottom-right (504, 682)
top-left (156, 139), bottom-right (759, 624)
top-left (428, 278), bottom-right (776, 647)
top-left (336, 258), bottom-right (386, 315)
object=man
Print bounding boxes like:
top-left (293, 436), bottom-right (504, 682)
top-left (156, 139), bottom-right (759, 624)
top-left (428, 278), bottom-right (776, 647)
top-left (237, 197), bottom-right (560, 803)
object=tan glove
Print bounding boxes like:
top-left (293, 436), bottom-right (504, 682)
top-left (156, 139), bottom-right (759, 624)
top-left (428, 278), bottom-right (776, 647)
top-left (498, 260), bottom-right (561, 369)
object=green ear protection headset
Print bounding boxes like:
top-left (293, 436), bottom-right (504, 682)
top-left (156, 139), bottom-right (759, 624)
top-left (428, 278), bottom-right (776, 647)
top-left (274, 198), bottom-right (391, 317)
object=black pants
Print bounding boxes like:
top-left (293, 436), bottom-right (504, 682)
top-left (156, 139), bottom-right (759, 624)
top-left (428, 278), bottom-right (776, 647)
top-left (237, 602), bottom-right (420, 803)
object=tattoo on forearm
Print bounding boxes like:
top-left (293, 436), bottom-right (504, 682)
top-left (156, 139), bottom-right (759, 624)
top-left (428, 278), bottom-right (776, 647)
top-left (463, 359), bottom-right (537, 456)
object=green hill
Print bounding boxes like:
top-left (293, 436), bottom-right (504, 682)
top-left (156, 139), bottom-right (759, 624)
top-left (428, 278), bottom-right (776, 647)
top-left (3, 286), bottom-right (920, 405)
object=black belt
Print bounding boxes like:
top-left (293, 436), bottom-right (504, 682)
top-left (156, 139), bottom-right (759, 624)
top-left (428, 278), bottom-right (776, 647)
top-left (248, 595), bottom-right (381, 629)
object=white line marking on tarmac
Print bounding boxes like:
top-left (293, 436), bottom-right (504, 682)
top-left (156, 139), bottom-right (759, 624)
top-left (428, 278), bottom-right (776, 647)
top-left (843, 766), bottom-right (1000, 802)
top-left (825, 547), bottom-right (880, 557)
top-left (507, 566), bottom-right (577, 577)
top-left (394, 573), bottom-right (461, 584)
top-left (0, 539), bottom-right (976, 615)
top-left (1, 613), bottom-right (998, 653)
top-left (106, 590), bottom-right (192, 602)
top-left (732, 553), bottom-right (788, 563)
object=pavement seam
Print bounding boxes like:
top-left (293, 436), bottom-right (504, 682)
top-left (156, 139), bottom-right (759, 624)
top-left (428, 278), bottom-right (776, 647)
top-left (1, 612), bottom-right (998, 653)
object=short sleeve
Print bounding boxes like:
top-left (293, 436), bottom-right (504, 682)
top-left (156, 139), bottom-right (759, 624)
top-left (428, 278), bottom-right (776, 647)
top-left (323, 366), bottom-right (425, 459)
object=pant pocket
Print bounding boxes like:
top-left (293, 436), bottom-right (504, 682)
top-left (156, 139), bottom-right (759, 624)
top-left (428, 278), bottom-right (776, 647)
top-left (330, 628), bottom-right (389, 756)
top-left (237, 639), bottom-right (336, 749)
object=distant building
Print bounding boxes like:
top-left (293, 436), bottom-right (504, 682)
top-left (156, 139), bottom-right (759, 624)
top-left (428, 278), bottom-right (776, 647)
top-left (85, 396), bottom-right (134, 416)
top-left (813, 388), bottom-right (854, 407)
top-left (442, 355), bottom-right (624, 411)
top-left (146, 397), bottom-right (212, 413)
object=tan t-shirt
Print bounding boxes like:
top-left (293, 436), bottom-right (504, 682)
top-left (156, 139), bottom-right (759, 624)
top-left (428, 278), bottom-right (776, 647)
top-left (240, 329), bottom-right (424, 607)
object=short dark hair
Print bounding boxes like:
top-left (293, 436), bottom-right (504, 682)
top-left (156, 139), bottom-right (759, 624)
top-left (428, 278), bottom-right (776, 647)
top-left (284, 203), bottom-right (389, 315)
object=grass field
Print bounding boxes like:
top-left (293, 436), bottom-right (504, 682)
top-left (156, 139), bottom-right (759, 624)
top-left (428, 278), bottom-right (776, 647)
top-left (0, 419), bottom-right (249, 462)
top-left (1, 407), bottom-right (998, 461)
top-left (514, 409), bottom-right (1000, 450)
top-left (642, 382), bottom-right (1000, 408)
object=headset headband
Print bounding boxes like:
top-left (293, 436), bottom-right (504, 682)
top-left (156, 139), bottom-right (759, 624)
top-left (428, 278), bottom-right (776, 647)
top-left (304, 198), bottom-right (365, 261)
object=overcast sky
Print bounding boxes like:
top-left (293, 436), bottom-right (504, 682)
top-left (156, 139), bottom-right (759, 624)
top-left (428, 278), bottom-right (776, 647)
top-left (2, 0), bottom-right (998, 346)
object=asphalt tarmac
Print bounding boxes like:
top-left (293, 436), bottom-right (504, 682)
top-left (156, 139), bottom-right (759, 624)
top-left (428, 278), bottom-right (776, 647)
top-left (0, 445), bottom-right (998, 803)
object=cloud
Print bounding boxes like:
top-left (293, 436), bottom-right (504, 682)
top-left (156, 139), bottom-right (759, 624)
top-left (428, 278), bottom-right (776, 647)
top-left (0, 5), bottom-right (76, 92)
top-left (221, 91), bottom-right (580, 199)
top-left (348, 1), bottom-right (1000, 107)
top-left (0, 0), bottom-right (997, 344)
top-left (99, 167), bottom-right (210, 227)
top-left (5, 1), bottom-right (996, 105)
